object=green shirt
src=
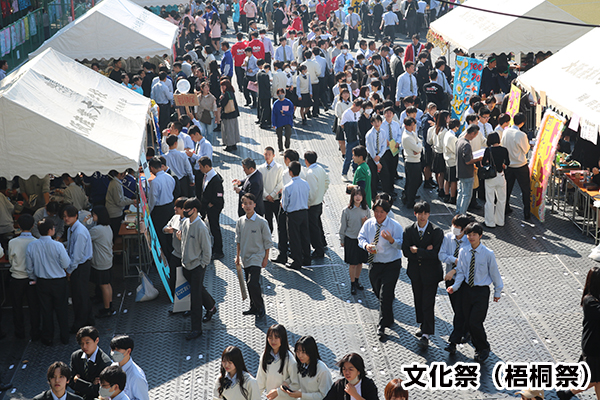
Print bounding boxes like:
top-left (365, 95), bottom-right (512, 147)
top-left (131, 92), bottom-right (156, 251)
top-left (353, 162), bottom-right (372, 208)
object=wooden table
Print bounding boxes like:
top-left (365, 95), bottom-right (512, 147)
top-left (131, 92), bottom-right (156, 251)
top-left (563, 174), bottom-right (599, 238)
top-left (119, 221), bottom-right (151, 278)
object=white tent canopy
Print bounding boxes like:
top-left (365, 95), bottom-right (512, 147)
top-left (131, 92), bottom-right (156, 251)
top-left (129, 0), bottom-right (185, 8)
top-left (29, 0), bottom-right (178, 60)
top-left (428, 0), bottom-right (592, 55)
top-left (0, 48), bottom-right (150, 180)
top-left (517, 28), bottom-right (600, 128)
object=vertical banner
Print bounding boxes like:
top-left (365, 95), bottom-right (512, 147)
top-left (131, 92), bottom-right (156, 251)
top-left (138, 157), bottom-right (174, 302)
top-left (529, 109), bottom-right (566, 222)
top-left (506, 84), bottom-right (522, 123)
top-left (450, 56), bottom-right (485, 123)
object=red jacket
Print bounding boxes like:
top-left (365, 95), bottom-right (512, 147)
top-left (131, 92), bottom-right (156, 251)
top-left (288, 16), bottom-right (304, 32)
top-left (248, 38), bottom-right (265, 60)
top-left (316, 2), bottom-right (328, 21)
top-left (240, 0), bottom-right (247, 15)
top-left (231, 40), bottom-right (248, 67)
top-left (403, 43), bottom-right (426, 64)
top-left (326, 0), bottom-right (338, 13)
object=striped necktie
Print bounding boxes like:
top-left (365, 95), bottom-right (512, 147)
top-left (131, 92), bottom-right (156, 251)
top-left (388, 123), bottom-right (393, 141)
top-left (468, 249), bottom-right (476, 287)
top-left (367, 223), bottom-right (381, 264)
top-left (418, 229), bottom-right (423, 239)
top-left (376, 129), bottom-right (380, 153)
top-left (454, 239), bottom-right (461, 258)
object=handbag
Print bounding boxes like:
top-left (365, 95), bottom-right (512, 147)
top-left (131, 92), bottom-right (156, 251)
top-left (247, 80), bottom-right (258, 92)
top-left (200, 109), bottom-right (212, 124)
top-left (479, 147), bottom-right (498, 180)
top-left (224, 93), bottom-right (236, 113)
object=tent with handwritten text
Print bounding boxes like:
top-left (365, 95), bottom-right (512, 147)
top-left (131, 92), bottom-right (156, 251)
top-left (29, 0), bottom-right (178, 60)
top-left (0, 48), bottom-right (150, 180)
top-left (428, 0), bottom-right (592, 55)
top-left (516, 28), bottom-right (600, 144)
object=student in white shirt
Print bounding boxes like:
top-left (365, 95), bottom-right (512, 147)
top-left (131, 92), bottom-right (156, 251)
top-left (258, 147), bottom-right (284, 233)
top-left (443, 119), bottom-right (461, 204)
top-left (109, 336), bottom-right (149, 400)
top-left (256, 324), bottom-right (299, 399)
top-left (287, 336), bottom-right (332, 399)
top-left (214, 346), bottom-right (260, 400)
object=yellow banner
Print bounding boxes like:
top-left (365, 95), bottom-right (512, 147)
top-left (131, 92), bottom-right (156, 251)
top-left (506, 84), bottom-right (522, 124)
top-left (529, 110), bottom-right (566, 222)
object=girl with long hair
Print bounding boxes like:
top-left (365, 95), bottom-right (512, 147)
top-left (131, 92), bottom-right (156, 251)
top-left (214, 346), bottom-right (259, 400)
top-left (324, 353), bottom-right (378, 400)
top-left (256, 324), bottom-right (299, 399)
top-left (286, 336), bottom-right (332, 399)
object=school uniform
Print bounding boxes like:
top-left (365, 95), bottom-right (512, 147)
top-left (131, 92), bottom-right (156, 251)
top-left (119, 357), bottom-right (149, 400)
top-left (402, 221), bottom-right (444, 336)
top-left (105, 177), bottom-right (134, 239)
top-left (66, 220), bottom-right (94, 331)
top-left (282, 176), bottom-right (311, 269)
top-left (380, 120), bottom-right (402, 197)
top-left (439, 232), bottom-right (470, 345)
top-left (164, 214), bottom-right (184, 294)
top-left (237, 170), bottom-right (265, 217)
top-left (69, 347), bottom-right (113, 400)
top-left (339, 206), bottom-right (370, 265)
top-left (200, 168), bottom-right (225, 257)
top-left (449, 243), bottom-right (503, 355)
top-left (33, 390), bottom-right (83, 400)
top-left (276, 168), bottom-right (307, 261)
top-left (365, 126), bottom-right (388, 201)
top-left (258, 161), bottom-right (284, 233)
top-left (256, 350), bottom-right (299, 399)
top-left (402, 128), bottom-right (423, 207)
top-left (305, 163), bottom-right (330, 257)
top-left (149, 170), bottom-right (176, 259)
top-left (324, 376), bottom-right (378, 400)
top-left (89, 224), bottom-right (113, 287)
top-left (165, 148), bottom-right (195, 197)
top-left (235, 212), bottom-right (273, 314)
top-left (296, 360), bottom-right (333, 399)
top-left (213, 371), bottom-right (260, 400)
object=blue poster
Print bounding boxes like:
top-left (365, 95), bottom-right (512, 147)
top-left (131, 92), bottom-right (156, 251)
top-left (450, 56), bottom-right (485, 124)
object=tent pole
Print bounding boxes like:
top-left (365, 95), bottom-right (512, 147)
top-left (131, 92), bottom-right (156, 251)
top-left (71, 0), bottom-right (75, 21)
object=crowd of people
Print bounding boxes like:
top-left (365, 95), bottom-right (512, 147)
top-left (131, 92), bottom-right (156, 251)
top-left (0, 0), bottom-right (600, 398)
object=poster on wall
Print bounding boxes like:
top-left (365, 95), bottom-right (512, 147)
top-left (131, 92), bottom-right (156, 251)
top-left (450, 56), bottom-right (485, 124)
top-left (529, 109), bottom-right (566, 222)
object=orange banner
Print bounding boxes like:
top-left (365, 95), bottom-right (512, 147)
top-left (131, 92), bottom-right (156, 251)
top-left (506, 84), bottom-right (521, 124)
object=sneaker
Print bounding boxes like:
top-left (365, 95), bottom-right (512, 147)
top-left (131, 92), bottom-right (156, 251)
top-left (341, 174), bottom-right (350, 182)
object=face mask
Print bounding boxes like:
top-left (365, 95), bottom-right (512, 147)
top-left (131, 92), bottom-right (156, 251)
top-left (260, 34), bottom-right (265, 39)
top-left (285, 68), bottom-right (291, 73)
top-left (99, 387), bottom-right (116, 399)
top-left (346, 77), bottom-right (352, 82)
top-left (365, 108), bottom-right (373, 115)
top-left (111, 350), bottom-right (125, 364)
top-left (360, 59), bottom-right (365, 65)
top-left (183, 210), bottom-right (192, 218)
top-left (348, 376), bottom-right (360, 385)
top-left (278, 94), bottom-right (285, 100)
top-left (291, 66), bottom-right (297, 71)
top-left (342, 49), bottom-right (348, 54)
top-left (452, 227), bottom-right (462, 236)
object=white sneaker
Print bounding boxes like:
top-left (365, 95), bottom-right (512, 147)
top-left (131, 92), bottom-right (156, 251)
top-left (342, 174), bottom-right (350, 182)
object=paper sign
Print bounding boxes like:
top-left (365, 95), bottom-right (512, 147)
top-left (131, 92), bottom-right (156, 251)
top-left (174, 94), bottom-right (199, 107)
top-left (389, 139), bottom-right (400, 156)
top-left (450, 56), bottom-right (485, 124)
top-left (540, 91), bottom-right (547, 107)
top-left (472, 149), bottom-right (485, 159)
top-left (581, 119), bottom-right (598, 145)
top-left (568, 114), bottom-right (580, 132)
top-left (282, 105), bottom-right (289, 111)
top-left (506, 84), bottom-right (522, 123)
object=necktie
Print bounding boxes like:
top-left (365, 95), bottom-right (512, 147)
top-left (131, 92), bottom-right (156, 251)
top-left (376, 129), bottom-right (380, 153)
top-left (223, 377), bottom-right (233, 389)
top-left (283, 47), bottom-right (288, 63)
top-left (419, 229), bottom-right (423, 239)
top-left (267, 164), bottom-right (271, 170)
top-left (409, 75), bottom-right (414, 92)
top-left (203, 174), bottom-right (208, 189)
top-left (388, 123), bottom-right (393, 141)
top-left (454, 239), bottom-right (460, 258)
top-left (483, 124), bottom-right (488, 137)
top-left (83, 359), bottom-right (91, 378)
top-left (468, 249), bottom-right (476, 287)
top-left (367, 223), bottom-right (381, 264)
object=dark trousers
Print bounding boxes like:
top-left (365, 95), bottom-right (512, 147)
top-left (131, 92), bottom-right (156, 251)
top-left (179, 176), bottom-right (192, 197)
top-left (244, 266), bottom-right (264, 311)
top-left (384, 25), bottom-right (395, 41)
top-left (151, 203), bottom-right (175, 260)
top-left (348, 27), bottom-right (359, 50)
top-left (380, 150), bottom-right (396, 196)
top-left (169, 255), bottom-right (181, 296)
top-left (37, 277), bottom-right (69, 343)
top-left (367, 156), bottom-right (379, 201)
top-left (258, 97), bottom-right (272, 125)
top-left (461, 285), bottom-right (490, 352)
top-left (409, 273), bottom-right (438, 335)
top-left (206, 206), bottom-right (223, 255)
top-left (311, 83), bottom-right (320, 115)
top-left (244, 75), bottom-right (257, 106)
top-left (446, 280), bottom-right (467, 344)
top-left (182, 266), bottom-right (215, 332)
top-left (278, 209), bottom-right (288, 254)
top-left (276, 125), bottom-right (292, 152)
top-left (264, 52), bottom-right (272, 65)
top-left (287, 209), bottom-right (310, 266)
top-left (505, 165), bottom-right (531, 217)
top-left (109, 215), bottom-right (122, 242)
top-left (264, 199), bottom-right (280, 233)
top-left (369, 259), bottom-right (401, 328)
top-left (308, 203), bottom-right (325, 254)
top-left (235, 66), bottom-right (246, 92)
top-left (70, 260), bottom-right (93, 330)
top-left (406, 15), bottom-right (417, 36)
top-left (240, 14), bottom-right (247, 32)
top-left (11, 277), bottom-right (41, 338)
top-left (194, 169), bottom-right (205, 198)
top-left (404, 161), bottom-right (422, 206)
top-left (157, 102), bottom-right (171, 132)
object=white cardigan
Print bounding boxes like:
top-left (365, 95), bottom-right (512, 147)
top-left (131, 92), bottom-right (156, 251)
top-left (297, 360), bottom-right (333, 400)
top-left (213, 371), bottom-right (260, 400)
top-left (256, 350), bottom-right (299, 399)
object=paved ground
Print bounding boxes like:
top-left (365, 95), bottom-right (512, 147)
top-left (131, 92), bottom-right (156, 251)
top-left (1, 28), bottom-right (598, 400)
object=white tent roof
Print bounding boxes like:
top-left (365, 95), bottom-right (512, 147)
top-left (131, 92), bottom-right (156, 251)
top-left (129, 0), bottom-right (186, 8)
top-left (0, 48), bottom-right (150, 180)
top-left (428, 0), bottom-right (592, 55)
top-left (516, 28), bottom-right (600, 127)
top-left (30, 0), bottom-right (178, 60)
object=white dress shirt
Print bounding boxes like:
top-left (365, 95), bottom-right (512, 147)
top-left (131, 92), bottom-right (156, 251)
top-left (305, 163), bottom-right (330, 207)
top-left (258, 161), bottom-right (284, 200)
top-left (396, 72), bottom-right (418, 101)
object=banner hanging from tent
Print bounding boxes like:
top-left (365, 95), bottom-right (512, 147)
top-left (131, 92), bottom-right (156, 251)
top-left (530, 109), bottom-right (566, 222)
top-left (451, 56), bottom-right (484, 123)
top-left (506, 84), bottom-right (522, 123)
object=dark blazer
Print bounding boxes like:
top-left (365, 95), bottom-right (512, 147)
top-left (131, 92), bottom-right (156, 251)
top-left (69, 348), bottom-right (112, 400)
top-left (201, 171), bottom-right (225, 216)
top-left (34, 390), bottom-right (83, 400)
top-left (257, 70), bottom-right (272, 99)
top-left (402, 221), bottom-right (444, 285)
top-left (238, 170), bottom-right (265, 216)
top-left (324, 377), bottom-right (379, 400)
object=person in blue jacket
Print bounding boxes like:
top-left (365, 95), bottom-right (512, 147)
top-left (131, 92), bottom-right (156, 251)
top-left (220, 41), bottom-right (234, 78)
top-left (271, 88), bottom-right (295, 154)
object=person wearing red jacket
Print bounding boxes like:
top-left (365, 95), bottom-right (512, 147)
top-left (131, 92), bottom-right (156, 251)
top-left (326, 0), bottom-right (338, 14)
top-left (403, 34), bottom-right (426, 64)
top-left (247, 31), bottom-right (265, 60)
top-left (316, 0), bottom-right (328, 21)
top-left (287, 11), bottom-right (304, 33)
top-left (231, 32), bottom-right (249, 92)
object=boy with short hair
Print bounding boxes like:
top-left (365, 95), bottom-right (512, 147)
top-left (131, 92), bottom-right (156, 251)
top-left (235, 193), bottom-right (273, 318)
top-left (164, 134), bottom-right (195, 197)
top-left (70, 326), bottom-right (112, 400)
top-left (110, 335), bottom-right (149, 400)
top-left (99, 365), bottom-right (129, 400)
top-left (33, 361), bottom-right (83, 400)
top-left (346, 145), bottom-right (372, 208)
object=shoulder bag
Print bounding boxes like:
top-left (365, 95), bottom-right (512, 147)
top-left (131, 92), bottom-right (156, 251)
top-left (479, 147), bottom-right (497, 180)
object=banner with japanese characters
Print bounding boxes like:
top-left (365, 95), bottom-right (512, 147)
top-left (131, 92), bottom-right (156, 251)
top-left (451, 56), bottom-right (485, 123)
top-left (506, 84), bottom-right (522, 123)
top-left (529, 109), bottom-right (566, 222)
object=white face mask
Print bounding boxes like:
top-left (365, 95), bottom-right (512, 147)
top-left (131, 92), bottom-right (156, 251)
top-left (260, 34), bottom-right (265, 39)
top-left (452, 227), bottom-right (462, 236)
top-left (291, 66), bottom-right (297, 71)
top-left (99, 387), bottom-right (116, 399)
top-left (365, 108), bottom-right (373, 115)
top-left (285, 68), bottom-right (291, 73)
top-left (111, 350), bottom-right (125, 364)
top-left (342, 49), bottom-right (348, 54)
top-left (348, 376), bottom-right (360, 385)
